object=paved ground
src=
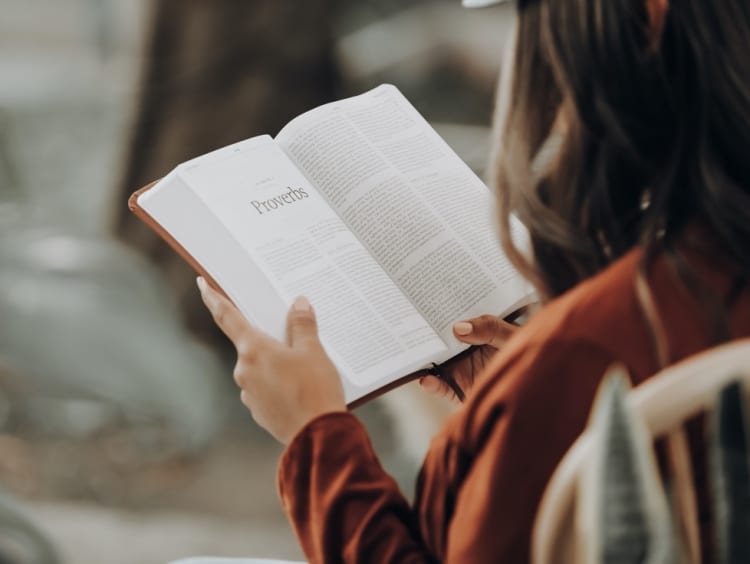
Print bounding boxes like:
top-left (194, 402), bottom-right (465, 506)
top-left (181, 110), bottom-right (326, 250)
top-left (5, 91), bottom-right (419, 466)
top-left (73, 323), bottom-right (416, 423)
top-left (2, 396), bottom-right (423, 563)
top-left (28, 502), bottom-right (303, 564)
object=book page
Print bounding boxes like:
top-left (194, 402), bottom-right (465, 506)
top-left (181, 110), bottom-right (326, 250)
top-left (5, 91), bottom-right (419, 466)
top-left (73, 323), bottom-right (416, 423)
top-left (137, 164), bottom-right (288, 341)
top-left (164, 136), bottom-right (445, 398)
top-left (276, 85), bottom-right (533, 352)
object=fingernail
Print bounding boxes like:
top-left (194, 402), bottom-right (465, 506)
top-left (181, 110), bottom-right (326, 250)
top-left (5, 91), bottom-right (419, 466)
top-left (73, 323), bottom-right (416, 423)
top-left (293, 296), bottom-right (311, 312)
top-left (454, 322), bottom-right (473, 336)
top-left (196, 277), bottom-right (207, 293)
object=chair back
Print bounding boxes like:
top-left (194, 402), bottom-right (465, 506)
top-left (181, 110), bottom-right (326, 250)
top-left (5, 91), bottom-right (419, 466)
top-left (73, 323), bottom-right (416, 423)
top-left (532, 338), bottom-right (750, 564)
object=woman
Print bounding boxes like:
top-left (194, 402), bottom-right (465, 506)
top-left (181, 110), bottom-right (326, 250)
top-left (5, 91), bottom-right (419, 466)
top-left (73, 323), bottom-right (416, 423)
top-left (198, 0), bottom-right (750, 561)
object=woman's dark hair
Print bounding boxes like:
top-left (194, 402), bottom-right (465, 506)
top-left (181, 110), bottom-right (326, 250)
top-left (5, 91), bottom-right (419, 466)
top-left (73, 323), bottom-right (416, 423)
top-left (493, 0), bottom-right (750, 318)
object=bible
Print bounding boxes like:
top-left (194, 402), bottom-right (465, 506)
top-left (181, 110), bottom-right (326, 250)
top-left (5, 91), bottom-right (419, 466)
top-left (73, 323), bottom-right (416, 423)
top-left (129, 84), bottom-right (534, 407)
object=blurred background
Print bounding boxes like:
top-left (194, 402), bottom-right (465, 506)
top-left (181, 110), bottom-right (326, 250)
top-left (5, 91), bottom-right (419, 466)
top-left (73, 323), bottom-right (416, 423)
top-left (0, 1), bottom-right (514, 562)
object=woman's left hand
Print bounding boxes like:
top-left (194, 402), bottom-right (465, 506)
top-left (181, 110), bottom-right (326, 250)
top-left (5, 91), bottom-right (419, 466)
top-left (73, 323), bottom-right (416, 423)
top-left (197, 277), bottom-right (346, 444)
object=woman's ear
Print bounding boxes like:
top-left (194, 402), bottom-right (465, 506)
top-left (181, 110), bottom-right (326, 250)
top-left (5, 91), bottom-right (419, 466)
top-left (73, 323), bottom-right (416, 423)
top-left (646, 0), bottom-right (669, 49)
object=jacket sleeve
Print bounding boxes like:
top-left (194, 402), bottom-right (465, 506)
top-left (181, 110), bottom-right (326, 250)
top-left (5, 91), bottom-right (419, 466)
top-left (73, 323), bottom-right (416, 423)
top-left (277, 340), bottom-right (615, 563)
top-left (277, 411), bottom-right (438, 564)
top-left (439, 340), bottom-right (615, 561)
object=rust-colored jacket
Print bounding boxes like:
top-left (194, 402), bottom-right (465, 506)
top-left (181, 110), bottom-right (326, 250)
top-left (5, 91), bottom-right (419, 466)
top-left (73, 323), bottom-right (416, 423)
top-left (277, 248), bottom-right (750, 563)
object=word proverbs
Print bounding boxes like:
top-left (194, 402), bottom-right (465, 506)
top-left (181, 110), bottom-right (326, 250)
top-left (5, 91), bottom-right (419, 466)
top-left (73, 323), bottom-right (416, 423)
top-left (251, 186), bottom-right (309, 215)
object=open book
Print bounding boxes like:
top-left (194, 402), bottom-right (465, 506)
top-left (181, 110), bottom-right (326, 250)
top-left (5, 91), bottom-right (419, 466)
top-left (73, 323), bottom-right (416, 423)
top-left (129, 84), bottom-right (534, 406)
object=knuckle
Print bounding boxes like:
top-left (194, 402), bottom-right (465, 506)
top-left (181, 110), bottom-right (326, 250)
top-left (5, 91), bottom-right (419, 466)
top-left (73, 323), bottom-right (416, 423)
top-left (291, 312), bottom-right (316, 329)
top-left (236, 339), bottom-right (257, 361)
top-left (245, 349), bottom-right (259, 365)
top-left (240, 390), bottom-right (252, 409)
top-left (475, 315), bottom-right (496, 330)
top-left (232, 364), bottom-right (247, 386)
top-left (214, 304), bottom-right (227, 326)
top-left (235, 339), bottom-right (248, 356)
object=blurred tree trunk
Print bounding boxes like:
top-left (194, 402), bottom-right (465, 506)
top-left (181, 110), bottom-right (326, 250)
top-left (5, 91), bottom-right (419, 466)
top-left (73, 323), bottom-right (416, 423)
top-left (114, 0), bottom-right (340, 342)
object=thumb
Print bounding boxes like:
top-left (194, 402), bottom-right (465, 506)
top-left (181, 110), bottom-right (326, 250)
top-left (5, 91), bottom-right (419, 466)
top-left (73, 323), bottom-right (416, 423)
top-left (286, 296), bottom-right (320, 349)
top-left (452, 315), bottom-right (517, 348)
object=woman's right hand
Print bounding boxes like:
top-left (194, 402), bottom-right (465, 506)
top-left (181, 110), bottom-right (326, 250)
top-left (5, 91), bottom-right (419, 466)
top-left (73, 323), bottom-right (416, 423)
top-left (419, 315), bottom-right (518, 402)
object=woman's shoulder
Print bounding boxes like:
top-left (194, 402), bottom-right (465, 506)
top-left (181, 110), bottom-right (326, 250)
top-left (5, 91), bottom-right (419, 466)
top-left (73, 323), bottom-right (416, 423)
top-left (495, 247), bottom-right (652, 382)
top-left (453, 240), bottom-right (750, 451)
top-left (533, 248), bottom-right (648, 346)
top-left (452, 248), bottom-right (655, 450)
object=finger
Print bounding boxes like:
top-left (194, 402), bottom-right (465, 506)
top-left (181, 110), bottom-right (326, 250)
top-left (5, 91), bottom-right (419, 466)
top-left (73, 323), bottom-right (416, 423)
top-left (419, 376), bottom-right (457, 400)
top-left (233, 360), bottom-right (253, 389)
top-left (453, 315), bottom-right (517, 348)
top-left (197, 277), bottom-right (259, 344)
top-left (419, 375), bottom-right (447, 394)
top-left (286, 296), bottom-right (321, 350)
top-left (240, 389), bottom-right (251, 409)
